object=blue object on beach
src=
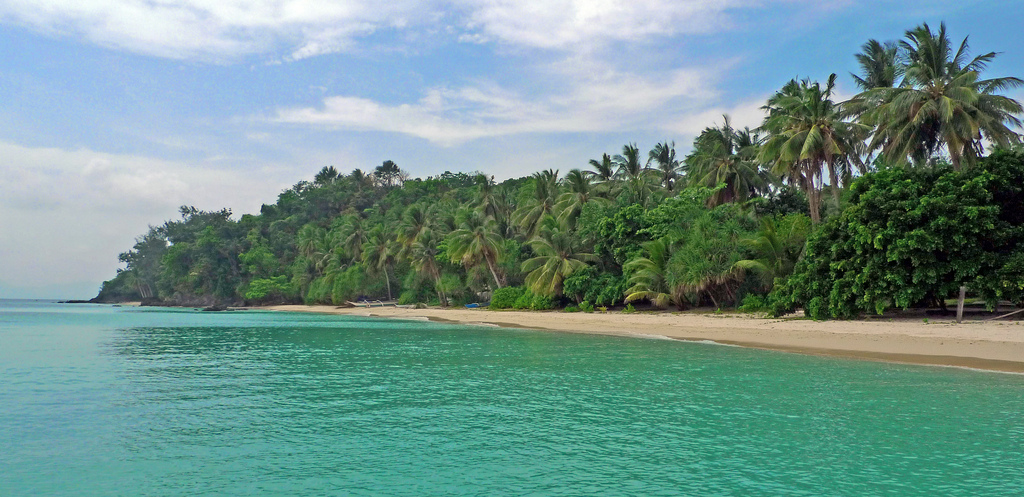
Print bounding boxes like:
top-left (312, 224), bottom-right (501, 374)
top-left (465, 303), bottom-right (480, 308)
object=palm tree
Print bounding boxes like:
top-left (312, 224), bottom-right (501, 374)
top-left (296, 223), bottom-right (331, 275)
top-left (522, 228), bottom-right (598, 297)
top-left (587, 153), bottom-right (615, 182)
top-left (410, 228), bottom-right (448, 306)
top-left (648, 141), bottom-right (680, 192)
top-left (513, 169), bottom-right (559, 238)
top-left (614, 143), bottom-right (654, 206)
top-left (314, 165), bottom-right (341, 185)
top-left (374, 160), bottom-right (406, 188)
top-left (760, 75), bottom-right (868, 221)
top-left (852, 39), bottom-right (901, 90)
top-left (361, 228), bottom-right (398, 300)
top-left (733, 216), bottom-right (810, 290)
top-left (447, 211), bottom-right (507, 289)
top-left (685, 115), bottom-right (768, 206)
top-left (858, 23), bottom-right (1023, 169)
top-left (337, 215), bottom-right (368, 263)
top-left (397, 204), bottom-right (431, 256)
top-left (555, 169), bottom-right (607, 230)
top-left (624, 238), bottom-right (677, 308)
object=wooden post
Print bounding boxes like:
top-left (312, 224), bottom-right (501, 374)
top-left (956, 285), bottom-right (966, 323)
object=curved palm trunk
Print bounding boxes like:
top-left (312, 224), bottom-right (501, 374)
top-left (432, 267), bottom-right (448, 307)
top-left (484, 252), bottom-right (505, 289)
top-left (384, 266), bottom-right (392, 301)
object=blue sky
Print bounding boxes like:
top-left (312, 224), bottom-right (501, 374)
top-left (1, 0), bottom-right (1022, 298)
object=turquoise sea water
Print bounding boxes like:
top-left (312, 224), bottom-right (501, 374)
top-left (1, 300), bottom-right (1022, 496)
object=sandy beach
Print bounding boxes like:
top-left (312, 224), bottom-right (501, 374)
top-left (261, 305), bottom-right (1024, 373)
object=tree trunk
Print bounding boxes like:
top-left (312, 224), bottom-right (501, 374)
top-left (957, 285), bottom-right (966, 323)
top-left (806, 183), bottom-right (821, 224)
top-left (485, 254), bottom-right (505, 289)
top-left (827, 159), bottom-right (840, 206)
top-left (384, 267), bottom-right (392, 301)
top-left (433, 268), bottom-right (448, 307)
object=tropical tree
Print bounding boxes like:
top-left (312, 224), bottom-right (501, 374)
top-left (397, 204), bottom-right (431, 253)
top-left (555, 169), bottom-right (607, 230)
top-left (409, 228), bottom-right (448, 306)
top-left (522, 228), bottom-right (599, 297)
top-left (314, 165), bottom-right (341, 185)
top-left (614, 143), bottom-right (655, 207)
top-left (734, 215), bottom-right (810, 290)
top-left (361, 228), bottom-right (398, 300)
top-left (296, 223), bottom-right (332, 276)
top-left (374, 160), bottom-right (406, 188)
top-left (513, 169), bottom-right (559, 238)
top-left (760, 75), bottom-right (869, 221)
top-left (857, 22), bottom-right (1023, 169)
top-left (447, 211), bottom-right (507, 289)
top-left (587, 153), bottom-right (616, 182)
top-left (624, 238), bottom-right (677, 308)
top-left (852, 39), bottom-right (901, 90)
top-left (337, 215), bottom-right (368, 263)
top-left (648, 141), bottom-right (680, 192)
top-left (685, 115), bottom-right (768, 206)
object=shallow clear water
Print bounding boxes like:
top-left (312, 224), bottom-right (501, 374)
top-left (1, 300), bottom-right (1022, 496)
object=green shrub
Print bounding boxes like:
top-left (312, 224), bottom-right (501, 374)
top-left (739, 294), bottom-right (768, 313)
top-left (490, 286), bottom-right (525, 310)
top-left (530, 294), bottom-right (555, 310)
top-left (513, 289), bottom-right (534, 310)
top-left (563, 267), bottom-right (629, 306)
top-left (579, 301), bottom-right (594, 313)
top-left (397, 290), bottom-right (420, 305)
top-left (564, 305), bottom-right (580, 313)
top-left (245, 276), bottom-right (289, 303)
top-left (622, 303), bottom-right (636, 313)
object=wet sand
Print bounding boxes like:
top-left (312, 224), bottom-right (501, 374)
top-left (262, 305), bottom-right (1024, 373)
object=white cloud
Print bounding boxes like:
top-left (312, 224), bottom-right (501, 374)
top-left (0, 0), bottom-right (824, 60)
top-left (0, 0), bottom-right (434, 61)
top-left (455, 0), bottom-right (745, 51)
top-left (274, 62), bottom-right (721, 145)
top-left (0, 141), bottom-right (292, 292)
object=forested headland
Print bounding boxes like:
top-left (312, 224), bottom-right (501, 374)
top-left (95, 23), bottom-right (1024, 319)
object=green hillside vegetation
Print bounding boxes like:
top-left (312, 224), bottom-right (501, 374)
top-left (96, 23), bottom-right (1024, 319)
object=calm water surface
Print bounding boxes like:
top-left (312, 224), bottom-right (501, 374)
top-left (1, 300), bottom-right (1022, 496)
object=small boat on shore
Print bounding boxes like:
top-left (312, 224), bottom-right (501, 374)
top-left (346, 300), bottom-right (393, 308)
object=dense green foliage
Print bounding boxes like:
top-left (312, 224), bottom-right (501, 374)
top-left (769, 149), bottom-right (1024, 319)
top-left (97, 24), bottom-right (1022, 319)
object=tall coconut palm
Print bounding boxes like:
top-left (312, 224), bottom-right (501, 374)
top-left (852, 39), bottom-right (901, 91)
top-left (361, 228), bottom-right (398, 301)
top-left (614, 143), bottom-right (654, 206)
top-left (513, 169), bottom-right (559, 238)
top-left (522, 228), bottom-right (598, 297)
top-left (648, 141), bottom-right (680, 192)
top-left (858, 23), bottom-right (1023, 169)
top-left (314, 165), bottom-right (341, 186)
top-left (337, 215), bottom-right (368, 263)
top-left (685, 115), bottom-right (768, 206)
top-left (447, 211), bottom-right (507, 289)
top-left (760, 75), bottom-right (869, 221)
top-left (410, 228), bottom-right (448, 306)
top-left (555, 169), bottom-right (607, 230)
top-left (296, 223), bottom-right (332, 276)
top-left (476, 174), bottom-right (501, 220)
top-left (587, 153), bottom-right (616, 182)
top-left (397, 203), bottom-right (431, 256)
